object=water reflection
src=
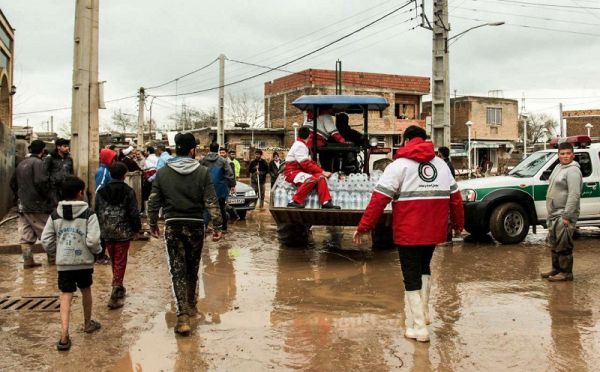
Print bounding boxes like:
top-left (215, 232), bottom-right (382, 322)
top-left (270, 247), bottom-right (405, 370)
top-left (198, 247), bottom-right (237, 324)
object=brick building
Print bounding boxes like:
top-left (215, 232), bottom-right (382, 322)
top-left (264, 69), bottom-right (430, 147)
top-left (424, 96), bottom-right (519, 173)
top-left (0, 10), bottom-right (15, 218)
top-left (564, 109), bottom-right (600, 138)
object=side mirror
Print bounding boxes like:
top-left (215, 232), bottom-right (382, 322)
top-left (540, 169), bottom-right (552, 181)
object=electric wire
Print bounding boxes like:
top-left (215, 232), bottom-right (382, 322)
top-left (153, 0), bottom-right (415, 98)
top-left (144, 57), bottom-right (219, 91)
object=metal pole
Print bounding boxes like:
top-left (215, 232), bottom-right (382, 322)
top-left (523, 117), bottom-right (527, 158)
top-left (217, 54), bottom-right (225, 146)
top-left (467, 125), bottom-right (472, 179)
top-left (50, 115), bottom-right (54, 133)
top-left (559, 102), bottom-right (564, 137)
top-left (137, 87), bottom-right (145, 147)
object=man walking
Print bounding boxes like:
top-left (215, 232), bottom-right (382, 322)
top-left (541, 142), bottom-right (582, 282)
top-left (10, 140), bottom-right (54, 268)
top-left (352, 126), bottom-right (464, 342)
top-left (228, 150), bottom-right (241, 179)
top-left (148, 133), bottom-right (223, 335)
top-left (201, 143), bottom-right (235, 232)
top-left (249, 150), bottom-right (269, 208)
top-left (44, 138), bottom-right (74, 208)
top-left (437, 146), bottom-right (455, 179)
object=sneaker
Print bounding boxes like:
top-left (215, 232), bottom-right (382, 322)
top-left (287, 201), bottom-right (305, 209)
top-left (175, 315), bottom-right (191, 335)
top-left (547, 272), bottom-right (574, 282)
top-left (321, 201), bottom-right (341, 209)
top-left (540, 269), bottom-right (559, 279)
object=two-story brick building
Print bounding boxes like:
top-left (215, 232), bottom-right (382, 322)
top-left (264, 69), bottom-right (430, 148)
top-left (0, 9), bottom-right (15, 218)
top-left (424, 96), bottom-right (519, 173)
top-left (564, 109), bottom-right (600, 138)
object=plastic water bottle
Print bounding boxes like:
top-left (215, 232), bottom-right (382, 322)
top-left (308, 192), bottom-right (319, 209)
top-left (274, 187), bottom-right (287, 207)
top-left (337, 190), bottom-right (349, 209)
top-left (286, 189), bottom-right (294, 205)
top-left (349, 191), bottom-right (361, 210)
top-left (361, 192), bottom-right (371, 209)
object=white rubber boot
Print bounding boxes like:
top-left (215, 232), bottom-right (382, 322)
top-left (404, 292), bottom-right (414, 337)
top-left (421, 275), bottom-right (431, 325)
top-left (404, 291), bottom-right (430, 342)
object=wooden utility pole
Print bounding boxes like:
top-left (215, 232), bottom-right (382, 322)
top-left (431, 0), bottom-right (450, 147)
top-left (217, 54), bottom-right (225, 146)
top-left (71, 0), bottom-right (100, 197)
top-left (137, 87), bottom-right (145, 147)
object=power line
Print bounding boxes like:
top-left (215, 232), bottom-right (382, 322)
top-left (13, 95), bottom-right (138, 116)
top-left (452, 15), bottom-right (600, 36)
top-left (154, 0), bottom-right (415, 98)
top-left (455, 6), bottom-right (600, 26)
top-left (492, 0), bottom-right (600, 10)
top-left (468, 0), bottom-right (592, 15)
top-left (145, 58), bottom-right (219, 90)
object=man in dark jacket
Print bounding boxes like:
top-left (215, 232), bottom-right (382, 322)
top-left (10, 140), bottom-right (53, 268)
top-left (268, 152), bottom-right (283, 188)
top-left (437, 147), bottom-right (455, 179)
top-left (201, 142), bottom-right (235, 232)
top-left (95, 162), bottom-right (141, 309)
top-left (249, 149), bottom-right (269, 208)
top-left (148, 133), bottom-right (223, 336)
top-left (44, 138), bottom-right (74, 208)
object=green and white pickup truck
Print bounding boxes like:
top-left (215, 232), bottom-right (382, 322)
top-left (458, 138), bottom-right (600, 244)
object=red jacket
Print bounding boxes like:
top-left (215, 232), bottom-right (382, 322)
top-left (357, 138), bottom-right (464, 245)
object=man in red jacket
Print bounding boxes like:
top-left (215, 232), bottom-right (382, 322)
top-left (353, 125), bottom-right (464, 342)
top-left (284, 126), bottom-right (340, 209)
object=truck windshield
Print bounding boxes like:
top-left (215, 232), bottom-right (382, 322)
top-left (509, 152), bottom-right (555, 178)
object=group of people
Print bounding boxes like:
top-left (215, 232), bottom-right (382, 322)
top-left (9, 124), bottom-right (581, 349)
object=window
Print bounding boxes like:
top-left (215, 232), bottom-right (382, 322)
top-left (0, 50), bottom-right (7, 69)
top-left (541, 152), bottom-right (593, 179)
top-left (0, 25), bottom-right (11, 51)
top-left (486, 108), bottom-right (502, 125)
top-left (376, 136), bottom-right (386, 147)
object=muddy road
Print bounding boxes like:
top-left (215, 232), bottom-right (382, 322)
top-left (1, 210), bottom-right (599, 371)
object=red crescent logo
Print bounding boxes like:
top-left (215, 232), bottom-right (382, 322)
top-left (423, 167), bottom-right (432, 177)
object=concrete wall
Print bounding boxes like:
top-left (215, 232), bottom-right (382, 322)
top-left (0, 122), bottom-right (15, 219)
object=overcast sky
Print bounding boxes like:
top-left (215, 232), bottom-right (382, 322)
top-left (3, 0), bottom-right (600, 134)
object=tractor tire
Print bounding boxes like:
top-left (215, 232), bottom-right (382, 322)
top-left (276, 223), bottom-right (311, 247)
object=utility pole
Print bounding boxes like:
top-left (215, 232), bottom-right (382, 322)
top-left (50, 116), bottom-right (54, 133)
top-left (559, 102), bottom-right (565, 137)
top-left (335, 59), bottom-right (342, 95)
top-left (430, 0), bottom-right (450, 147)
top-left (217, 53), bottom-right (226, 146)
top-left (71, 0), bottom-right (100, 198)
top-left (137, 87), bottom-right (145, 147)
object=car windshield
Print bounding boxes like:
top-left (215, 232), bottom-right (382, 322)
top-left (509, 152), bottom-right (555, 178)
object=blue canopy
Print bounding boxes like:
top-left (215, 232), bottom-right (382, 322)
top-left (292, 95), bottom-right (389, 112)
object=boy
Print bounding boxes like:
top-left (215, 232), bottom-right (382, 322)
top-left (542, 142), bottom-right (582, 282)
top-left (41, 176), bottom-right (102, 351)
top-left (95, 162), bottom-right (142, 308)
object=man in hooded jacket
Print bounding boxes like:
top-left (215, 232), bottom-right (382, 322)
top-left (201, 142), bottom-right (235, 232)
top-left (95, 148), bottom-right (117, 192)
top-left (353, 125), bottom-right (464, 343)
top-left (148, 133), bottom-right (224, 335)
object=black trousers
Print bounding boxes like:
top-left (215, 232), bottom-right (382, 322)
top-left (397, 245), bottom-right (436, 291)
top-left (218, 197), bottom-right (228, 231)
top-left (165, 222), bottom-right (205, 316)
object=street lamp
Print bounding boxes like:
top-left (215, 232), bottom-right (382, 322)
top-left (540, 128), bottom-right (549, 150)
top-left (466, 121), bottom-right (473, 179)
top-left (446, 22), bottom-right (505, 50)
top-left (585, 123), bottom-right (593, 137)
top-left (292, 122), bottom-right (299, 141)
top-left (521, 113), bottom-right (529, 159)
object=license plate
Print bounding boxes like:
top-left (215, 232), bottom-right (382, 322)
top-left (228, 198), bottom-right (245, 205)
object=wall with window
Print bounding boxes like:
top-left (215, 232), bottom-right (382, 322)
top-left (447, 97), bottom-right (518, 142)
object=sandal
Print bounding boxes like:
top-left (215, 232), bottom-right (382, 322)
top-left (83, 319), bottom-right (102, 334)
top-left (56, 337), bottom-right (71, 351)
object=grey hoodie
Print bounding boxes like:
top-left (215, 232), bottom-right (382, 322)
top-left (148, 156), bottom-right (223, 229)
top-left (41, 200), bottom-right (102, 271)
top-left (546, 161), bottom-right (583, 223)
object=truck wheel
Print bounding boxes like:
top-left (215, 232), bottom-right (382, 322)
top-left (371, 221), bottom-right (394, 250)
top-left (489, 202), bottom-right (530, 244)
top-left (276, 223), bottom-right (311, 247)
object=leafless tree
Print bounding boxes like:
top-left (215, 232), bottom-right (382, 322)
top-left (226, 92), bottom-right (264, 128)
top-left (170, 104), bottom-right (217, 131)
top-left (519, 113), bottom-right (558, 144)
top-left (111, 108), bottom-right (135, 133)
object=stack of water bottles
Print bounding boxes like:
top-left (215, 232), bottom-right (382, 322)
top-left (273, 170), bottom-right (392, 210)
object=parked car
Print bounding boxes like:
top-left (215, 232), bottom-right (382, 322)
top-left (229, 180), bottom-right (258, 220)
top-left (458, 135), bottom-right (600, 244)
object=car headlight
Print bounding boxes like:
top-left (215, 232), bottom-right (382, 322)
top-left (460, 189), bottom-right (477, 202)
top-left (245, 190), bottom-right (256, 197)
